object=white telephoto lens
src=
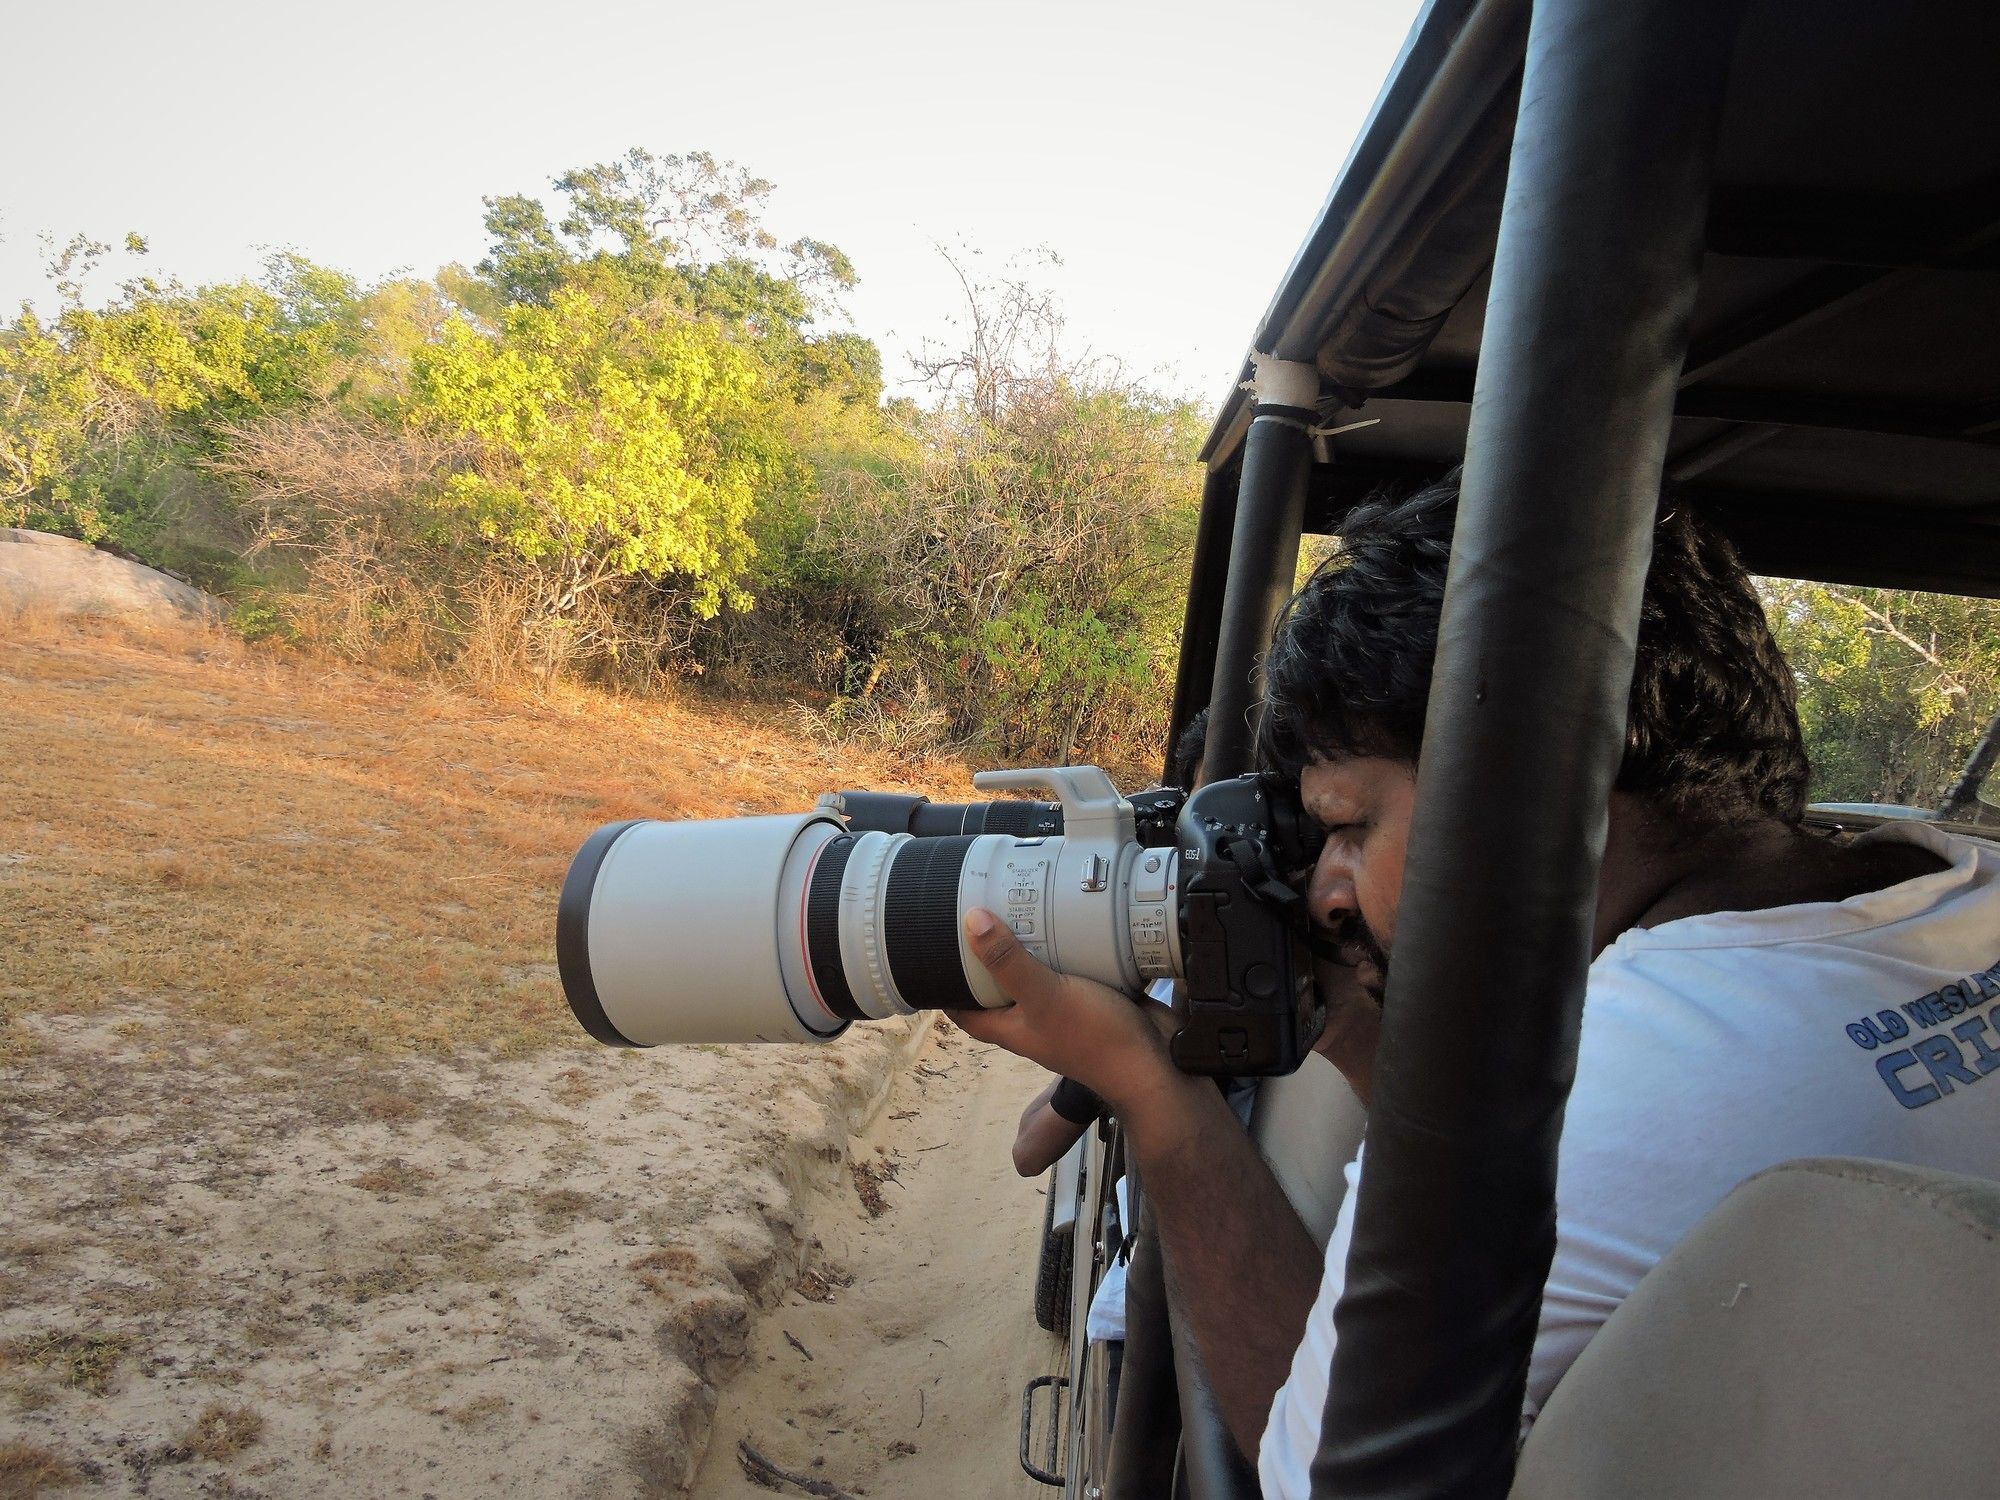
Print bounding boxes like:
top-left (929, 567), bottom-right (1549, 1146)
top-left (953, 837), bottom-right (1181, 1006)
top-left (558, 767), bottom-right (1183, 1046)
top-left (559, 814), bottom-right (852, 1045)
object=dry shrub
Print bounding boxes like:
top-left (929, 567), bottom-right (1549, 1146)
top-left (214, 409), bottom-right (457, 551)
top-left (785, 691), bottom-right (951, 762)
top-left (213, 410), bottom-right (710, 694)
top-left (185, 1402), bottom-right (265, 1460)
top-left (708, 262), bottom-right (1197, 772)
top-left (211, 410), bottom-right (470, 667)
top-left (0, 1441), bottom-right (79, 1498)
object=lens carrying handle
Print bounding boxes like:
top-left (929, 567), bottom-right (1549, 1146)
top-left (973, 765), bottom-right (1136, 845)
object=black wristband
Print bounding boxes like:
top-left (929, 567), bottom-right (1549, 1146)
top-left (1050, 1075), bottom-right (1107, 1126)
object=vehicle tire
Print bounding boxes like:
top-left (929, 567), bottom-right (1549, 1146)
top-left (1033, 1183), bottom-right (1073, 1336)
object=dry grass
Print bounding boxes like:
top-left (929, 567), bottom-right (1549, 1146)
top-left (445, 1393), bottom-right (509, 1430)
top-left (358, 1090), bottom-right (425, 1122)
top-left (632, 1246), bottom-right (707, 1295)
top-left (185, 1401), bottom-right (266, 1460)
top-left (346, 1158), bottom-right (432, 1195)
top-left (0, 1331), bottom-right (125, 1396)
top-left (533, 1186), bottom-right (598, 1222)
top-left (0, 1441), bottom-right (79, 1499)
top-left (0, 610), bottom-right (973, 1061)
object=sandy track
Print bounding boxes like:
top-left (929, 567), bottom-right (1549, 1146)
top-left (1, 617), bottom-right (1034, 1498)
top-left (0, 1006), bottom-right (936, 1498)
top-left (689, 1020), bottom-right (1065, 1500)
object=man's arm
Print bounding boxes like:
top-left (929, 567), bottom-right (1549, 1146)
top-left (1012, 1078), bottom-right (1090, 1176)
top-left (950, 910), bottom-right (1324, 1458)
top-left (1121, 1067), bottom-right (1326, 1456)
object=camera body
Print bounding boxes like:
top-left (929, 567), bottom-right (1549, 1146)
top-left (1172, 775), bottom-right (1324, 1075)
top-left (556, 766), bottom-right (1326, 1077)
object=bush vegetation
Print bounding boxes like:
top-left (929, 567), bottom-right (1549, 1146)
top-left (3, 146), bottom-right (1992, 800)
top-left (1762, 579), bottom-right (1999, 811)
top-left (2, 150), bottom-right (1200, 771)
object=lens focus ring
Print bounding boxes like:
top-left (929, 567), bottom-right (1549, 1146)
top-left (805, 835), bottom-right (864, 1021)
top-left (883, 835), bottom-right (979, 1011)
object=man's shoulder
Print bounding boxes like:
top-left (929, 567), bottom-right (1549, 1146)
top-left (1570, 830), bottom-right (2000, 1149)
top-left (1595, 823), bottom-right (1999, 977)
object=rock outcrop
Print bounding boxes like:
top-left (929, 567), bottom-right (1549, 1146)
top-left (0, 528), bottom-right (221, 623)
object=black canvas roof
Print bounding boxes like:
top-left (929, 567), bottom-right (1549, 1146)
top-left (1201, 0), bottom-right (2000, 597)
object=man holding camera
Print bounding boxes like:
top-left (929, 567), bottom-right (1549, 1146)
top-left (1010, 709), bottom-right (1214, 1181)
top-left (950, 475), bottom-right (2000, 1494)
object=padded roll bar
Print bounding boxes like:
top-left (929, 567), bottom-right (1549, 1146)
top-left (1166, 461), bottom-right (1241, 776)
top-left (1104, 1199), bottom-right (1184, 1500)
top-left (1308, 1), bottom-right (1749, 1495)
top-left (1201, 356), bottom-right (1318, 783)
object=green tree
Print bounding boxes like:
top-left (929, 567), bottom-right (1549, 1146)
top-left (1763, 579), bottom-right (2000, 811)
top-left (2, 246), bottom-right (361, 570)
top-left (409, 286), bottom-right (776, 627)
top-left (473, 149), bottom-right (876, 405)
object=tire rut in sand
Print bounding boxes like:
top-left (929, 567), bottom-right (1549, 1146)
top-left (688, 1021), bottom-right (1065, 1499)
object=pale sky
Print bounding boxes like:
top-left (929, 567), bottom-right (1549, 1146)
top-left (3, 0), bottom-right (1424, 406)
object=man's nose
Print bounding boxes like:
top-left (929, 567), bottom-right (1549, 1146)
top-left (1307, 848), bottom-right (1358, 929)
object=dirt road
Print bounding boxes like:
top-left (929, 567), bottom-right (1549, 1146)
top-left (689, 1020), bottom-right (1065, 1500)
top-left (2, 615), bottom-right (1034, 1497)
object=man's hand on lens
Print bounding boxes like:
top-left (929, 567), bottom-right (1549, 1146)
top-left (948, 908), bottom-right (1186, 1116)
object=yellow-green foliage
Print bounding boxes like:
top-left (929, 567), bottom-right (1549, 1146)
top-left (1, 245), bottom-right (356, 554)
top-left (411, 290), bottom-right (772, 617)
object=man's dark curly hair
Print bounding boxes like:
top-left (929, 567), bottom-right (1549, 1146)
top-left (1258, 470), bottom-right (1811, 828)
top-left (1167, 707), bottom-right (1210, 793)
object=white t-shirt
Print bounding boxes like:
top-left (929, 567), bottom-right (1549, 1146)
top-left (1259, 823), bottom-right (2000, 1498)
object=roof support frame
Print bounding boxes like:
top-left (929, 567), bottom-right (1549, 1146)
top-left (1200, 363), bottom-right (1318, 786)
top-left (1678, 205), bottom-right (2000, 388)
top-left (1199, 0), bottom-right (1530, 462)
top-left (1706, 187), bottom-right (2000, 270)
top-left (1365, 370), bottom-right (2000, 450)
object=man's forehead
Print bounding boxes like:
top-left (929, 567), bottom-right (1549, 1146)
top-left (1301, 753), bottom-right (1414, 803)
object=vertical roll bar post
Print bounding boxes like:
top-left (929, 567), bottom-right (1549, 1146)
top-left (1200, 355), bottom-right (1319, 783)
top-left (1309, 1), bottom-right (1749, 1495)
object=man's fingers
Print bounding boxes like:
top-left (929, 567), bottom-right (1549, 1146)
top-left (963, 909), bottom-right (1064, 1007)
top-left (943, 1004), bottom-right (1014, 1047)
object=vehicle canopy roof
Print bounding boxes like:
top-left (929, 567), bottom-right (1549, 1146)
top-left (1158, 6), bottom-right (2000, 1496)
top-left (1197, 0), bottom-right (2000, 599)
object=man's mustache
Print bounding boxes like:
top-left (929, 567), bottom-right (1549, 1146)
top-left (1325, 914), bottom-right (1389, 994)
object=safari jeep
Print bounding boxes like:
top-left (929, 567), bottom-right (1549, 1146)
top-left (1024, 1), bottom-right (2000, 1496)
